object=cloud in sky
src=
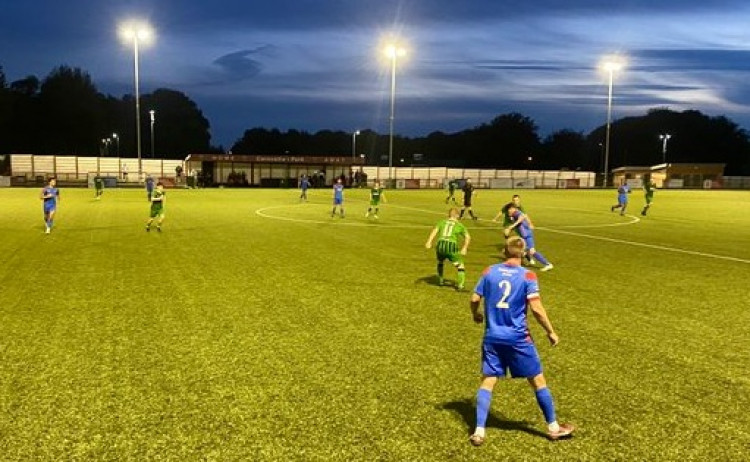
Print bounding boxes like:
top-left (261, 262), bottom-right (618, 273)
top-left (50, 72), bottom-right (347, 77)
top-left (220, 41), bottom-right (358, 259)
top-left (2, 0), bottom-right (750, 146)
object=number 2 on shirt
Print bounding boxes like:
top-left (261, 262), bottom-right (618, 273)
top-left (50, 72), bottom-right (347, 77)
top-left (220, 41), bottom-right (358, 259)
top-left (496, 280), bottom-right (512, 309)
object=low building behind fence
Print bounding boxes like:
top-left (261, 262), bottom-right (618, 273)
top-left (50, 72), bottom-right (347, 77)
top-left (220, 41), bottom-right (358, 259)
top-left (8, 154), bottom-right (185, 186)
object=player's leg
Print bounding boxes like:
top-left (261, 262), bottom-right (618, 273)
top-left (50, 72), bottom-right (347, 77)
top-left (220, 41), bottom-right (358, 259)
top-left (146, 208), bottom-right (156, 231)
top-left (509, 342), bottom-right (574, 440)
top-left (47, 209), bottom-right (56, 231)
top-left (470, 374), bottom-right (498, 446)
top-left (468, 206), bottom-right (477, 220)
top-left (157, 211), bottom-right (164, 232)
top-left (471, 342), bottom-right (506, 446)
top-left (340, 204), bottom-right (345, 218)
top-left (620, 200), bottom-right (627, 215)
top-left (527, 374), bottom-right (574, 440)
top-left (529, 248), bottom-right (553, 271)
top-left (459, 206), bottom-right (466, 219)
top-left (374, 206), bottom-right (379, 218)
top-left (436, 244), bottom-right (446, 285)
top-left (642, 197), bottom-right (651, 216)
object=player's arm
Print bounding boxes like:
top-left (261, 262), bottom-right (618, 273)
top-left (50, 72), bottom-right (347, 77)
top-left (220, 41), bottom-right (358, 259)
top-left (525, 214), bottom-right (535, 229)
top-left (528, 298), bottom-right (559, 346)
top-left (460, 231), bottom-right (471, 255)
top-left (470, 293), bottom-right (484, 324)
top-left (425, 227), bottom-right (438, 248)
top-left (492, 210), bottom-right (503, 222)
top-left (382, 191), bottom-right (387, 203)
top-left (505, 213), bottom-right (525, 232)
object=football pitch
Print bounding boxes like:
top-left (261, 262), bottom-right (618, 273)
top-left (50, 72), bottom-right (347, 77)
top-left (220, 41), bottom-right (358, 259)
top-left (1, 186), bottom-right (749, 460)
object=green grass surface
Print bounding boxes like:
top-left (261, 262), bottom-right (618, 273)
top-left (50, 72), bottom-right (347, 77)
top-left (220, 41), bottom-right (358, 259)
top-left (1, 186), bottom-right (749, 461)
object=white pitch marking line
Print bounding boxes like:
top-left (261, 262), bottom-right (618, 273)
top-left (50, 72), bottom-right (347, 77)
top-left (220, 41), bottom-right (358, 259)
top-left (255, 203), bottom-right (750, 264)
top-left (539, 226), bottom-right (750, 265)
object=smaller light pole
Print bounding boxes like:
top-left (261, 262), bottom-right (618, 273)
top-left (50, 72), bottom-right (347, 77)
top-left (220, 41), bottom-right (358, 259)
top-left (112, 133), bottom-right (120, 157)
top-left (659, 133), bottom-right (671, 163)
top-left (149, 110), bottom-right (156, 158)
top-left (352, 130), bottom-right (360, 160)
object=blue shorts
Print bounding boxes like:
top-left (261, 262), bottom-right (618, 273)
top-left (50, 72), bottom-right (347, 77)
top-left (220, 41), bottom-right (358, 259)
top-left (524, 235), bottom-right (536, 250)
top-left (43, 203), bottom-right (56, 213)
top-left (333, 197), bottom-right (343, 205)
top-left (481, 341), bottom-right (542, 378)
top-left (618, 195), bottom-right (628, 205)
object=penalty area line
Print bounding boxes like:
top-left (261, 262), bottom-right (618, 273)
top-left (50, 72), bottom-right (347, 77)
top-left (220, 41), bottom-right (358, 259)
top-left (537, 226), bottom-right (750, 265)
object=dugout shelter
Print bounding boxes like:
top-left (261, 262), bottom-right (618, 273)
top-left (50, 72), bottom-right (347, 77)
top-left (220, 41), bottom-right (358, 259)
top-left (612, 163), bottom-right (725, 189)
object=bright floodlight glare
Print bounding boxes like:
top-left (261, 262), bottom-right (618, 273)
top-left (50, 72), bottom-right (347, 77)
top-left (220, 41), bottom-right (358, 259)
top-left (601, 57), bottom-right (625, 72)
top-left (384, 44), bottom-right (406, 58)
top-left (119, 21), bottom-right (154, 44)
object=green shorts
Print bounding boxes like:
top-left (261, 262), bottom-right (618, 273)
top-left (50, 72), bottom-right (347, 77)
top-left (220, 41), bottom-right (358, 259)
top-left (370, 199), bottom-right (381, 206)
top-left (645, 194), bottom-right (654, 204)
top-left (436, 240), bottom-right (462, 264)
top-left (149, 206), bottom-right (164, 218)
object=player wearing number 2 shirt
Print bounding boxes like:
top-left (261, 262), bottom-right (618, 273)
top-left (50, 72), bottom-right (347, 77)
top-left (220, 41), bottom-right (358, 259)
top-left (468, 236), bottom-right (574, 446)
top-left (425, 208), bottom-right (471, 290)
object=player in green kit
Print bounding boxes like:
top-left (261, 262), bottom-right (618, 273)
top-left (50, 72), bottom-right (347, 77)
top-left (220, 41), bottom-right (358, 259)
top-left (445, 179), bottom-right (458, 204)
top-left (365, 180), bottom-right (387, 219)
top-left (146, 182), bottom-right (166, 232)
top-left (641, 177), bottom-right (656, 216)
top-left (425, 208), bottom-right (471, 290)
top-left (94, 176), bottom-right (104, 200)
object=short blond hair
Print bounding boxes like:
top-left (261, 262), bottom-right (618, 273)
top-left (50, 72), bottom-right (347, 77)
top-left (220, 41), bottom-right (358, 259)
top-left (504, 236), bottom-right (526, 259)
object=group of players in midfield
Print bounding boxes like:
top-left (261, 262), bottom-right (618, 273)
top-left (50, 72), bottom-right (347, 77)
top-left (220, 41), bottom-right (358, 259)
top-left (40, 175), bottom-right (166, 234)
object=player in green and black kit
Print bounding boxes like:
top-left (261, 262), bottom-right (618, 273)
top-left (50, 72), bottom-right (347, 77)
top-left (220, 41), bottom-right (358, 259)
top-left (94, 176), bottom-right (104, 200)
top-left (425, 208), bottom-right (471, 290)
top-left (146, 182), bottom-right (166, 232)
top-left (445, 179), bottom-right (458, 204)
top-left (641, 178), bottom-right (656, 216)
top-left (365, 180), bottom-right (386, 219)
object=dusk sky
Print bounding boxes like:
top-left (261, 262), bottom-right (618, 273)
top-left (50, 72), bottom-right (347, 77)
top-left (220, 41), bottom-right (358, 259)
top-left (2, 0), bottom-right (750, 148)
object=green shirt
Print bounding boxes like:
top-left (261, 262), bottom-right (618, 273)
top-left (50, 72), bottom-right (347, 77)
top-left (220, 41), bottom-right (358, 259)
top-left (371, 187), bottom-right (383, 201)
top-left (436, 218), bottom-right (467, 244)
top-left (151, 189), bottom-right (165, 209)
top-left (644, 181), bottom-right (656, 196)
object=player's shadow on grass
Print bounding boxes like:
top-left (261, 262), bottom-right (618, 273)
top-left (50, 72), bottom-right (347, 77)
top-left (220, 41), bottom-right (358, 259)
top-left (414, 275), bottom-right (457, 288)
top-left (440, 399), bottom-right (548, 439)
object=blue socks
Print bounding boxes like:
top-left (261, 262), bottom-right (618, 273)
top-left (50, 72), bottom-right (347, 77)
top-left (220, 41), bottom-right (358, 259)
top-left (533, 252), bottom-right (550, 266)
top-left (476, 388), bottom-right (493, 428)
top-left (534, 387), bottom-right (556, 424)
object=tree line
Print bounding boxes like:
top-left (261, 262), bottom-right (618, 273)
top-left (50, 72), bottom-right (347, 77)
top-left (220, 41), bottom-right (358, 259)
top-left (2, 64), bottom-right (749, 175)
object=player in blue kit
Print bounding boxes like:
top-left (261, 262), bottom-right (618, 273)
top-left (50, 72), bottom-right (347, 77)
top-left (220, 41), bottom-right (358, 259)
top-left (145, 174), bottom-right (155, 201)
top-left (40, 177), bottom-right (60, 234)
top-left (299, 175), bottom-right (311, 202)
top-left (610, 179), bottom-right (631, 215)
top-left (504, 205), bottom-right (553, 272)
top-left (468, 236), bottom-right (574, 446)
top-left (331, 178), bottom-right (345, 218)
